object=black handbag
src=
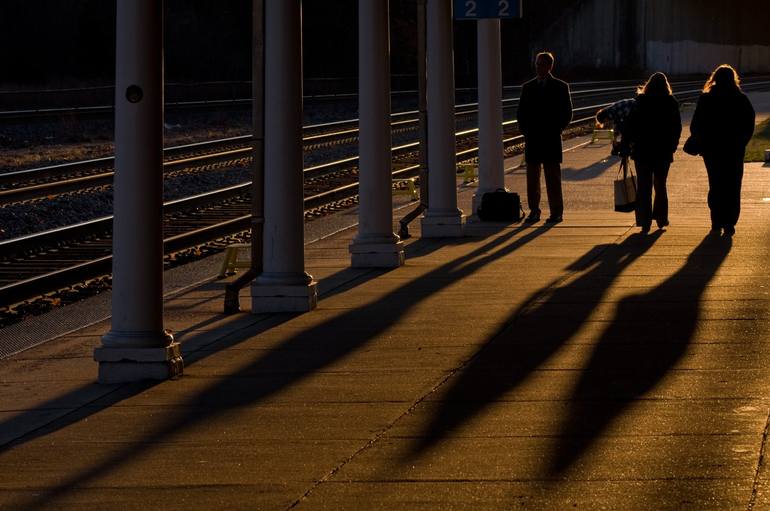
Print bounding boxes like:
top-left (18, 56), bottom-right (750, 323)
top-left (477, 189), bottom-right (523, 222)
top-left (683, 135), bottom-right (700, 156)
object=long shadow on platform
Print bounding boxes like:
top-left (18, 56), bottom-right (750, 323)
top-left (548, 233), bottom-right (732, 476)
top-left (562, 154), bottom-right (618, 181)
top-left (5, 224), bottom-right (549, 510)
top-left (177, 235), bottom-right (462, 361)
top-left (0, 232), bottom-right (464, 455)
top-left (409, 230), bottom-right (661, 458)
top-left (313, 233), bottom-right (455, 302)
top-left (0, 244), bottom-right (424, 454)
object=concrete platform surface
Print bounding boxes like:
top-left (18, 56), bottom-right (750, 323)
top-left (2, 97), bottom-right (770, 510)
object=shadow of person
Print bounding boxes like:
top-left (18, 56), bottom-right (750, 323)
top-left (548, 233), bottom-right (732, 476)
top-left (562, 154), bottom-right (619, 181)
top-left (410, 231), bottom-right (662, 458)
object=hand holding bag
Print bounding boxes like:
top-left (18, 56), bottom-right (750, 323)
top-left (614, 156), bottom-right (637, 213)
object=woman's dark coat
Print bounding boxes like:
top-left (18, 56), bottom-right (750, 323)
top-left (626, 94), bottom-right (682, 163)
top-left (516, 75), bottom-right (573, 164)
top-left (690, 88), bottom-right (755, 157)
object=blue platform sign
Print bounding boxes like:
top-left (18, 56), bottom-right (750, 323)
top-left (454, 0), bottom-right (522, 19)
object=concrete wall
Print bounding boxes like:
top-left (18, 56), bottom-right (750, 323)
top-left (532, 0), bottom-right (770, 75)
top-left (644, 0), bottom-right (770, 74)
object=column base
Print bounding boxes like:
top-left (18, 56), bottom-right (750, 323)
top-left (471, 193), bottom-right (483, 220)
top-left (94, 342), bottom-right (184, 384)
top-left (251, 281), bottom-right (318, 313)
top-left (421, 212), bottom-right (465, 238)
top-left (349, 240), bottom-right (405, 268)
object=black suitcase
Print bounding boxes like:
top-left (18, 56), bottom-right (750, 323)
top-left (477, 189), bottom-right (523, 222)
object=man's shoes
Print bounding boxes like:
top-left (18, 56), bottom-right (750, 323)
top-left (525, 211), bottom-right (540, 223)
top-left (710, 224), bottom-right (722, 235)
top-left (641, 224), bottom-right (651, 234)
top-left (724, 225), bottom-right (736, 236)
top-left (545, 215), bottom-right (563, 224)
top-left (656, 219), bottom-right (669, 229)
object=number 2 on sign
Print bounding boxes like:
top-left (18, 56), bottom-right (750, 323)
top-left (465, 0), bottom-right (477, 16)
top-left (498, 0), bottom-right (510, 15)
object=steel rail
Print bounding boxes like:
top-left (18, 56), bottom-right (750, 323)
top-left (4, 79), bottom-right (770, 205)
top-left (2, 82), bottom-right (728, 251)
top-left (2, 80), bottom-right (770, 307)
top-left (0, 78), bottom-right (659, 121)
top-left (5, 78), bottom-right (769, 201)
top-left (0, 98), bottom-right (622, 265)
top-left (3, 75), bottom-right (768, 126)
top-left (0, 88), bottom-right (623, 193)
top-left (0, 78), bottom-right (765, 308)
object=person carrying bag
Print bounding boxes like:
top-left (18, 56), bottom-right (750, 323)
top-left (624, 72), bottom-right (682, 233)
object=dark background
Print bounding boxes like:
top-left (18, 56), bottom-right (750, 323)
top-left (0, 0), bottom-right (562, 92)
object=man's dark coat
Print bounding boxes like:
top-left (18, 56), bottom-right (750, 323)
top-left (516, 75), bottom-right (573, 164)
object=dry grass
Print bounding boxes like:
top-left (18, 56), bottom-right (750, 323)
top-left (0, 127), bottom-right (250, 172)
top-left (0, 142), bottom-right (114, 171)
top-left (745, 118), bottom-right (770, 162)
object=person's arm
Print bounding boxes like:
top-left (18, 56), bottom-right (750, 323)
top-left (689, 94), bottom-right (706, 137)
top-left (560, 82), bottom-right (573, 131)
top-left (671, 99), bottom-right (682, 154)
top-left (595, 106), bottom-right (610, 127)
top-left (623, 104), bottom-right (638, 145)
top-left (739, 94), bottom-right (756, 148)
top-left (615, 100), bottom-right (636, 137)
top-left (516, 84), bottom-right (530, 136)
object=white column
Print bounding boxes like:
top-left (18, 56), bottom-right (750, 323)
top-left (350, 0), bottom-right (405, 268)
top-left (96, 0), bottom-right (183, 383)
top-left (421, 0), bottom-right (464, 237)
top-left (252, 0), bottom-right (317, 312)
top-left (471, 18), bottom-right (505, 217)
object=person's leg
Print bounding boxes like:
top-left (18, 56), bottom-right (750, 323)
top-left (652, 162), bottom-right (671, 228)
top-left (703, 156), bottom-right (720, 230)
top-left (634, 160), bottom-right (653, 230)
top-left (725, 155), bottom-right (744, 232)
top-left (526, 162), bottom-right (542, 220)
top-left (710, 156), bottom-right (738, 231)
top-left (543, 162), bottom-right (564, 219)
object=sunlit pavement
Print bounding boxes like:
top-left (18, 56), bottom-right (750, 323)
top-left (0, 93), bottom-right (769, 510)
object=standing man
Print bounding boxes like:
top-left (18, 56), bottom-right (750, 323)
top-left (516, 51), bottom-right (573, 223)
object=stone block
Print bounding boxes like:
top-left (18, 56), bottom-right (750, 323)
top-left (421, 214), bottom-right (465, 238)
top-left (93, 343), bottom-right (181, 362)
top-left (349, 240), bottom-right (405, 268)
top-left (94, 342), bottom-right (184, 383)
top-left (97, 356), bottom-right (184, 384)
top-left (251, 281), bottom-right (318, 313)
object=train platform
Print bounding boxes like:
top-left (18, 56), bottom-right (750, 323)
top-left (1, 95), bottom-right (770, 509)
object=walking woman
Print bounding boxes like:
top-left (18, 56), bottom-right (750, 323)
top-left (690, 65), bottom-right (756, 235)
top-left (626, 72), bottom-right (682, 233)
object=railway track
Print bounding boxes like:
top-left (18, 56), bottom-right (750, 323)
top-left (0, 79), bottom-right (645, 122)
top-left (1, 79), bottom-right (769, 316)
top-left (5, 78), bottom-right (761, 206)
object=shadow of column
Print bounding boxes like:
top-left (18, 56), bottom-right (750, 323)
top-left (4, 225), bottom-right (554, 510)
